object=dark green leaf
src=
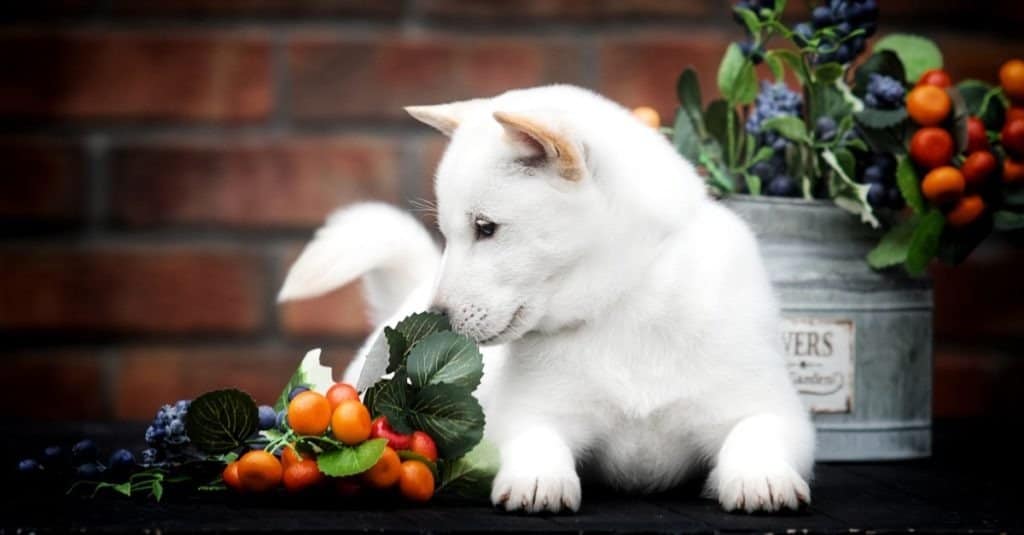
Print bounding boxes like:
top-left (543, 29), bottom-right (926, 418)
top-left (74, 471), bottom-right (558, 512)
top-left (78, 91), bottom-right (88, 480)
top-left (896, 156), bottom-right (925, 214)
top-left (867, 218), bottom-right (917, 269)
top-left (384, 327), bottom-right (407, 374)
top-left (407, 331), bottom-right (484, 391)
top-left (439, 440), bottom-right (499, 499)
top-left (853, 50), bottom-right (905, 96)
top-left (676, 68), bottom-right (703, 122)
top-left (717, 43), bottom-right (758, 105)
top-left (858, 124), bottom-right (907, 155)
top-left (906, 209), bottom-right (945, 275)
top-left (395, 312), bottom-right (451, 352)
top-left (765, 52), bottom-right (783, 82)
top-left (186, 389), bottom-right (259, 455)
top-left (956, 80), bottom-right (1007, 130)
top-left (833, 148), bottom-right (856, 179)
top-left (815, 63), bottom-right (844, 85)
top-left (855, 107), bottom-right (908, 129)
top-left (363, 371), bottom-right (412, 434)
top-left (807, 81), bottom-right (852, 121)
top-left (957, 80), bottom-right (992, 116)
top-left (761, 115), bottom-right (809, 143)
top-left (317, 438), bottom-right (388, 477)
top-left (994, 210), bottom-right (1024, 231)
top-left (672, 108), bottom-right (701, 163)
top-left (948, 87), bottom-right (970, 154)
top-left (407, 384), bottom-right (485, 460)
top-left (873, 34), bottom-right (942, 84)
top-left (768, 50), bottom-right (808, 85)
top-left (704, 99), bottom-right (731, 149)
top-left (733, 7), bottom-right (761, 35)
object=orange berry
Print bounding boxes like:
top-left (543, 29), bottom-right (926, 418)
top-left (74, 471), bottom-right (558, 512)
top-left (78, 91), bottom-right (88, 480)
top-left (1005, 158), bottom-right (1024, 183)
top-left (409, 431), bottom-right (438, 462)
top-left (966, 116), bottom-right (988, 153)
top-left (910, 127), bottom-right (955, 169)
top-left (921, 166), bottom-right (966, 206)
top-left (288, 391), bottom-right (332, 436)
top-left (961, 151), bottom-right (997, 187)
top-left (283, 459), bottom-right (325, 493)
top-left (222, 461), bottom-right (243, 491)
top-left (326, 383), bottom-right (360, 411)
top-left (946, 195), bottom-right (985, 227)
top-left (398, 460), bottom-right (435, 503)
top-left (1008, 107), bottom-right (1024, 123)
top-left (237, 450), bottom-right (283, 493)
top-left (330, 399), bottom-right (372, 445)
top-left (631, 106), bottom-right (661, 129)
top-left (281, 443), bottom-right (309, 469)
top-left (1001, 118), bottom-right (1024, 158)
top-left (906, 85), bottom-right (952, 126)
top-left (363, 447), bottom-right (402, 489)
top-left (999, 59), bottom-right (1024, 101)
top-left (917, 69), bottom-right (952, 89)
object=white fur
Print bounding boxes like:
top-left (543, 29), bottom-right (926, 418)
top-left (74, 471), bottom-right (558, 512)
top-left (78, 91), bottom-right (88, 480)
top-left (280, 84), bottom-right (815, 514)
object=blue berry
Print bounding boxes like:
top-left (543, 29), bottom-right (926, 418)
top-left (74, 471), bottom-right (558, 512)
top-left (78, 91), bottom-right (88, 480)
top-left (258, 405), bottom-right (277, 430)
top-left (751, 160), bottom-right (775, 180)
top-left (18, 459), bottom-right (41, 473)
top-left (76, 462), bottom-right (104, 479)
top-left (746, 81), bottom-right (803, 142)
top-left (71, 439), bottom-right (97, 464)
top-left (873, 152), bottom-right (897, 174)
top-left (766, 175), bottom-right (800, 197)
top-left (867, 183), bottom-right (888, 207)
top-left (42, 445), bottom-right (63, 465)
top-left (811, 6), bottom-right (833, 27)
top-left (108, 449), bottom-right (136, 474)
top-left (887, 187), bottom-right (906, 210)
top-left (866, 74), bottom-right (905, 109)
top-left (141, 448), bottom-right (160, 466)
top-left (816, 116), bottom-right (838, 141)
top-left (862, 164), bottom-right (886, 184)
top-left (288, 386), bottom-right (309, 401)
top-left (739, 41), bottom-right (765, 65)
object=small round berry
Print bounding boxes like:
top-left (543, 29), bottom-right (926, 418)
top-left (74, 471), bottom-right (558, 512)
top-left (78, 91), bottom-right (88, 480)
top-left (766, 175), bottom-right (799, 197)
top-left (867, 183), bottom-right (888, 207)
top-left (76, 462), bottom-right (104, 479)
top-left (72, 439), bottom-right (98, 464)
top-left (18, 459), bottom-right (41, 473)
top-left (862, 165), bottom-right (885, 184)
top-left (287, 386), bottom-right (309, 402)
top-left (42, 446), bottom-right (63, 465)
top-left (886, 187), bottom-right (906, 210)
top-left (815, 116), bottom-right (837, 141)
top-left (257, 405), bottom-right (277, 431)
top-left (108, 449), bottom-right (136, 474)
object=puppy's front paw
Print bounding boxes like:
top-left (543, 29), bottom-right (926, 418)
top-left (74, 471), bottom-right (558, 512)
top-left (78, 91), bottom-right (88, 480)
top-left (491, 464), bottom-right (582, 514)
top-left (715, 461), bottom-right (810, 513)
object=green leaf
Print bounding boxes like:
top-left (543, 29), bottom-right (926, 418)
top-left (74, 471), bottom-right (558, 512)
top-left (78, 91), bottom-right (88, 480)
top-left (717, 43), bottom-right (758, 105)
top-left (833, 147), bottom-right (856, 179)
top-left (855, 107), bottom-right (908, 129)
top-left (275, 348), bottom-right (335, 411)
top-left (185, 389), bottom-right (259, 455)
top-left (439, 440), bottom-right (500, 499)
top-left (672, 108), bottom-right (701, 163)
top-left (733, 6), bottom-right (761, 36)
top-left (815, 62), bottom-right (844, 85)
top-left (958, 80), bottom-right (1006, 131)
top-left (867, 218), bottom-right (917, 269)
top-left (808, 81), bottom-right (853, 122)
top-left (906, 209), bottom-right (945, 275)
top-left (994, 210), bottom-right (1024, 231)
top-left (317, 438), bottom-right (388, 477)
top-left (853, 50), bottom-right (905, 96)
top-left (858, 124), bottom-right (907, 155)
top-left (765, 52), bottom-right (784, 82)
top-left (873, 33), bottom-right (942, 84)
top-left (744, 173), bottom-right (762, 195)
top-left (896, 156), bottom-right (925, 214)
top-left (407, 384), bottom-right (485, 460)
top-left (767, 50), bottom-right (807, 85)
top-left (761, 115), bottom-right (810, 143)
top-left (151, 480), bottom-right (164, 502)
top-left (384, 327), bottom-right (407, 374)
top-left (408, 331), bottom-right (484, 391)
top-left (704, 99), bottom-right (731, 149)
top-left (363, 370), bottom-right (412, 433)
top-left (395, 312), bottom-right (451, 352)
top-left (676, 68), bottom-right (703, 122)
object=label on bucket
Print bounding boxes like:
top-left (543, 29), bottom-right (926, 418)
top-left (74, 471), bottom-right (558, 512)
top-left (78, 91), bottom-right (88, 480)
top-left (781, 317), bottom-right (854, 413)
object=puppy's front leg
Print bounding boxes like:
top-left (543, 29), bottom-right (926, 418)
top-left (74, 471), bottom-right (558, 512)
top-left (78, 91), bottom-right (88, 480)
top-left (491, 426), bottom-right (581, 513)
top-left (709, 413), bottom-right (813, 513)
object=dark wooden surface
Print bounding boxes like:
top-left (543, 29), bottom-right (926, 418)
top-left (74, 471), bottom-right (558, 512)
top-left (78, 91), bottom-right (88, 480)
top-left (1, 419), bottom-right (1020, 533)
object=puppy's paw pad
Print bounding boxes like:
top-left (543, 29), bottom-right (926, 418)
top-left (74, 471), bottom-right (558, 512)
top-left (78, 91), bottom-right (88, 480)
top-left (490, 466), bottom-right (582, 514)
top-left (717, 465), bottom-right (810, 513)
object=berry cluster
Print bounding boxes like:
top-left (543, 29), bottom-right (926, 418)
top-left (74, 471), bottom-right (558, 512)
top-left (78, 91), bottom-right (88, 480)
top-left (858, 153), bottom-right (905, 209)
top-left (17, 439), bottom-right (137, 480)
top-left (747, 81), bottom-right (804, 197)
top-left (143, 399), bottom-right (191, 465)
top-left (865, 74), bottom-right (906, 109)
top-left (797, 0), bottom-right (878, 64)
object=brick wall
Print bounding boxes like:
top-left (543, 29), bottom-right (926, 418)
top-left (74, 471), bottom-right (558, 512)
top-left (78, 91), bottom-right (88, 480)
top-left (2, 1), bottom-right (1022, 422)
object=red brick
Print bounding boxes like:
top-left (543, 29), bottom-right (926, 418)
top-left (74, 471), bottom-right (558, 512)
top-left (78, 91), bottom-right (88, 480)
top-left (419, 0), bottom-right (713, 22)
top-left (0, 30), bottom-right (272, 121)
top-left (0, 138), bottom-right (84, 222)
top-left (113, 346), bottom-right (356, 419)
top-left (931, 243), bottom-right (1024, 342)
top-left (110, 0), bottom-right (402, 18)
top-left (598, 31), bottom-right (735, 122)
top-left (277, 245), bottom-right (372, 338)
top-left (288, 35), bottom-right (586, 121)
top-left (0, 247), bottom-right (266, 334)
top-left (3, 351), bottom-right (106, 420)
top-left (110, 136), bottom-right (400, 229)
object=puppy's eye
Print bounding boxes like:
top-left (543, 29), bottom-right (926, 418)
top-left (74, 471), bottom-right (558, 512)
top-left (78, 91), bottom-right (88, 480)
top-left (474, 218), bottom-right (497, 240)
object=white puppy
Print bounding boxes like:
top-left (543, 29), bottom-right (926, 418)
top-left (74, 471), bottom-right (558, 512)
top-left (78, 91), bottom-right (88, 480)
top-left (278, 85), bottom-right (814, 514)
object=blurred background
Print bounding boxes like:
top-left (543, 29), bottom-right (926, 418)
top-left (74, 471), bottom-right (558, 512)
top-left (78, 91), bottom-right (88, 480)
top-left (1, 0), bottom-right (1022, 423)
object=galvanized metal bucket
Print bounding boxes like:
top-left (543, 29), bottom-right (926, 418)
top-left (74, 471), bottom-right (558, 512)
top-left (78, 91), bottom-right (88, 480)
top-left (723, 195), bottom-right (932, 461)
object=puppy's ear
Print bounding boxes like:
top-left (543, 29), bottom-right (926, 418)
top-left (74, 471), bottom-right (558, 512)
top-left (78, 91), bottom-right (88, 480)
top-left (493, 111), bottom-right (584, 181)
top-left (404, 99), bottom-right (484, 137)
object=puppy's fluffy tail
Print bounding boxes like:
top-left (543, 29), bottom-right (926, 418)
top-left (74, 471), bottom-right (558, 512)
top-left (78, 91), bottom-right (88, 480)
top-left (277, 202), bottom-right (440, 325)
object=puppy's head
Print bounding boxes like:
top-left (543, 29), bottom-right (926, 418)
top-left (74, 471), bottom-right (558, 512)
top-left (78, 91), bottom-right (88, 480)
top-left (407, 91), bottom-right (610, 345)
